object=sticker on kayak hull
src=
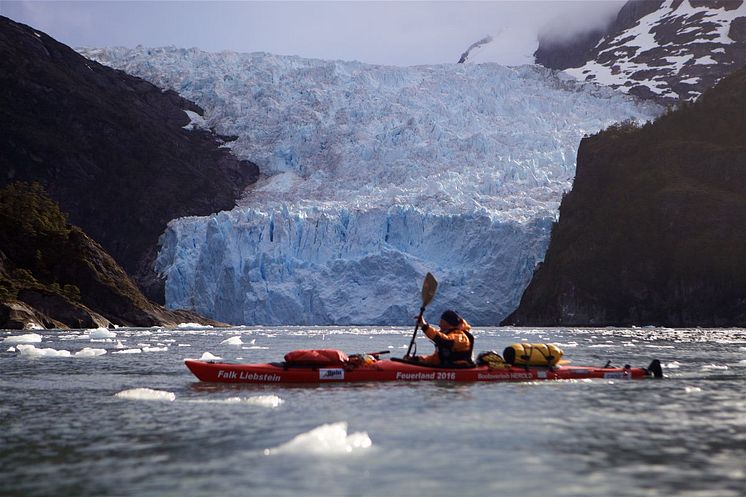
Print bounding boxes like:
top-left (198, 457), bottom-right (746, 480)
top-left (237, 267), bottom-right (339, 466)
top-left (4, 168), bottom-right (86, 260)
top-left (320, 368), bottom-right (345, 380)
top-left (603, 372), bottom-right (631, 379)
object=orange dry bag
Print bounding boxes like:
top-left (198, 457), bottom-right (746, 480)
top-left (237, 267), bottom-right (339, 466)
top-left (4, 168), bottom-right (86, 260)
top-left (284, 349), bottom-right (349, 366)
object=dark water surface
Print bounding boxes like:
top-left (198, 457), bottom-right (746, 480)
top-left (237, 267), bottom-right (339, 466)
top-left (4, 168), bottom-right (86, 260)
top-left (1, 326), bottom-right (744, 497)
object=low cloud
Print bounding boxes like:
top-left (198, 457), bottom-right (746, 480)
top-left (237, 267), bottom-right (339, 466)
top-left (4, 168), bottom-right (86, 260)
top-left (4, 1), bottom-right (627, 66)
top-left (537, 1), bottom-right (625, 46)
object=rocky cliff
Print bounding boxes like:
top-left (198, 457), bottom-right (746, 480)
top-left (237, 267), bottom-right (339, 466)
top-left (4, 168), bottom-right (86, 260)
top-left (0, 182), bottom-right (222, 329)
top-left (503, 66), bottom-right (746, 327)
top-left (535, 0), bottom-right (746, 103)
top-left (0, 16), bottom-right (259, 302)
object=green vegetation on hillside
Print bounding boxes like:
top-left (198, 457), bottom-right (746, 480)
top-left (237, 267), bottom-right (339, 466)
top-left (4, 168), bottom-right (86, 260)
top-left (0, 182), bottom-right (82, 303)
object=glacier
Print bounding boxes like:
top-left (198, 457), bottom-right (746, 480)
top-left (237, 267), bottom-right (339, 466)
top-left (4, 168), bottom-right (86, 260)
top-left (81, 47), bottom-right (661, 325)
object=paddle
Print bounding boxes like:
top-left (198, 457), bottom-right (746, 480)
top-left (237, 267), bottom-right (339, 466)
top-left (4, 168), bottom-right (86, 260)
top-left (405, 272), bottom-right (438, 358)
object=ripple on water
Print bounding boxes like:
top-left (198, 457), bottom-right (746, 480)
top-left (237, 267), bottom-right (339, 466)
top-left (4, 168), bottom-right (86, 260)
top-left (186, 395), bottom-right (284, 408)
top-left (1, 326), bottom-right (744, 497)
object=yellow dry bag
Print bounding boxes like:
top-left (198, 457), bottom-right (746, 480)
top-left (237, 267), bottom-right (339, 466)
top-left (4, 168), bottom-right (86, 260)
top-left (503, 343), bottom-right (563, 367)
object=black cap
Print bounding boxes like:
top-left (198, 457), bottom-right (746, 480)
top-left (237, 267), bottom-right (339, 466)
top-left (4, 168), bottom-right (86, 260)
top-left (440, 310), bottom-right (461, 326)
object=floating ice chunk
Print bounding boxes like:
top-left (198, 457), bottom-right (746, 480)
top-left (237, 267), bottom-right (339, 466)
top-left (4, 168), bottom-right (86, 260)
top-left (241, 346), bottom-right (269, 350)
top-left (4, 333), bottom-right (42, 344)
top-left (142, 346), bottom-right (168, 352)
top-left (663, 361), bottom-right (681, 369)
top-left (734, 360), bottom-right (746, 367)
top-left (187, 395), bottom-right (284, 407)
top-left (113, 348), bottom-right (142, 354)
top-left (200, 352), bottom-right (222, 360)
top-left (177, 323), bottom-right (213, 330)
top-left (7, 346), bottom-right (16, 352)
top-left (221, 336), bottom-right (243, 345)
top-left (115, 340), bottom-right (126, 349)
top-left (74, 347), bottom-right (107, 357)
top-left (702, 364), bottom-right (728, 370)
top-left (17, 344), bottom-right (71, 358)
top-left (177, 344), bottom-right (191, 347)
top-left (264, 422), bottom-right (372, 456)
top-left (115, 388), bottom-right (176, 401)
top-left (89, 328), bottom-right (117, 339)
top-left (25, 323), bottom-right (44, 330)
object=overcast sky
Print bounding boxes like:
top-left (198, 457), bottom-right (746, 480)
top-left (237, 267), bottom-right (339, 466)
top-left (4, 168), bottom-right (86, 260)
top-left (2, 1), bottom-right (625, 66)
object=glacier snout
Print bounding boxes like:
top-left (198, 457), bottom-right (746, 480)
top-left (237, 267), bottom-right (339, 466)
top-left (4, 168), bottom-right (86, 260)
top-left (156, 206), bottom-right (553, 325)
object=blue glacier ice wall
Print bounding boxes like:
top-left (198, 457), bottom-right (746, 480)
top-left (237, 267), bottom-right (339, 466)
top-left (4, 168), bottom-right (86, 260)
top-left (81, 48), bottom-right (662, 324)
top-left (155, 206), bottom-right (553, 325)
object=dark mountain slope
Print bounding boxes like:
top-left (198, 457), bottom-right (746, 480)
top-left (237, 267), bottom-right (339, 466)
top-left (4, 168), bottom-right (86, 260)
top-left (0, 16), bottom-right (259, 301)
top-left (0, 182), bottom-right (223, 329)
top-left (503, 66), bottom-right (746, 327)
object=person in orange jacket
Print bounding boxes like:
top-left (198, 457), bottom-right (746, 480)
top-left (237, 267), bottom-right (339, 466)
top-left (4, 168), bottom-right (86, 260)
top-left (415, 310), bottom-right (475, 366)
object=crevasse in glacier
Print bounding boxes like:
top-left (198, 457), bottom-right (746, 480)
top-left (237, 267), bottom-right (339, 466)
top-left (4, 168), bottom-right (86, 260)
top-left (81, 47), bottom-right (661, 324)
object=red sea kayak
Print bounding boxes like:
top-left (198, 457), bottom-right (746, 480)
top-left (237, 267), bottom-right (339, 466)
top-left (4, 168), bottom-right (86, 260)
top-left (184, 356), bottom-right (663, 384)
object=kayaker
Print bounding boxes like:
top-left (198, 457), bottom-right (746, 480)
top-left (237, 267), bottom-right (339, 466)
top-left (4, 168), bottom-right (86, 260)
top-left (414, 310), bottom-right (475, 366)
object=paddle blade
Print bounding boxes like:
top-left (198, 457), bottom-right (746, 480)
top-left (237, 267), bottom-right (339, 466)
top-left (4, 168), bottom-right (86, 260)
top-left (421, 272), bottom-right (438, 307)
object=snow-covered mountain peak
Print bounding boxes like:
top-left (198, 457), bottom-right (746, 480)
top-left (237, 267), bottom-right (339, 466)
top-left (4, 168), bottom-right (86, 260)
top-left (81, 47), bottom-right (660, 325)
top-left (546, 0), bottom-right (746, 102)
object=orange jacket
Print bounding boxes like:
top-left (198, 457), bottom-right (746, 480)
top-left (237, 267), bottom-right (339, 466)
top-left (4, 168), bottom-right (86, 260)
top-left (420, 319), bottom-right (474, 366)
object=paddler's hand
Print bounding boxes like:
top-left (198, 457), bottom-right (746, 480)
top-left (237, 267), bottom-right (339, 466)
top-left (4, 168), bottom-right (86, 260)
top-left (416, 315), bottom-right (427, 329)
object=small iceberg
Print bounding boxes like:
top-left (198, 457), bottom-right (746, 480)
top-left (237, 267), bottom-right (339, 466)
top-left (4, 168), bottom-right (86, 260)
top-left (264, 422), bottom-right (372, 456)
top-left (176, 323), bottom-right (213, 330)
top-left (221, 336), bottom-right (243, 345)
top-left (115, 388), bottom-right (176, 402)
top-left (89, 328), bottom-right (117, 339)
top-left (142, 346), bottom-right (168, 353)
top-left (16, 344), bottom-right (71, 358)
top-left (74, 347), bottom-right (107, 357)
top-left (4, 333), bottom-right (42, 345)
top-left (113, 348), bottom-right (142, 354)
top-left (199, 352), bottom-right (222, 360)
